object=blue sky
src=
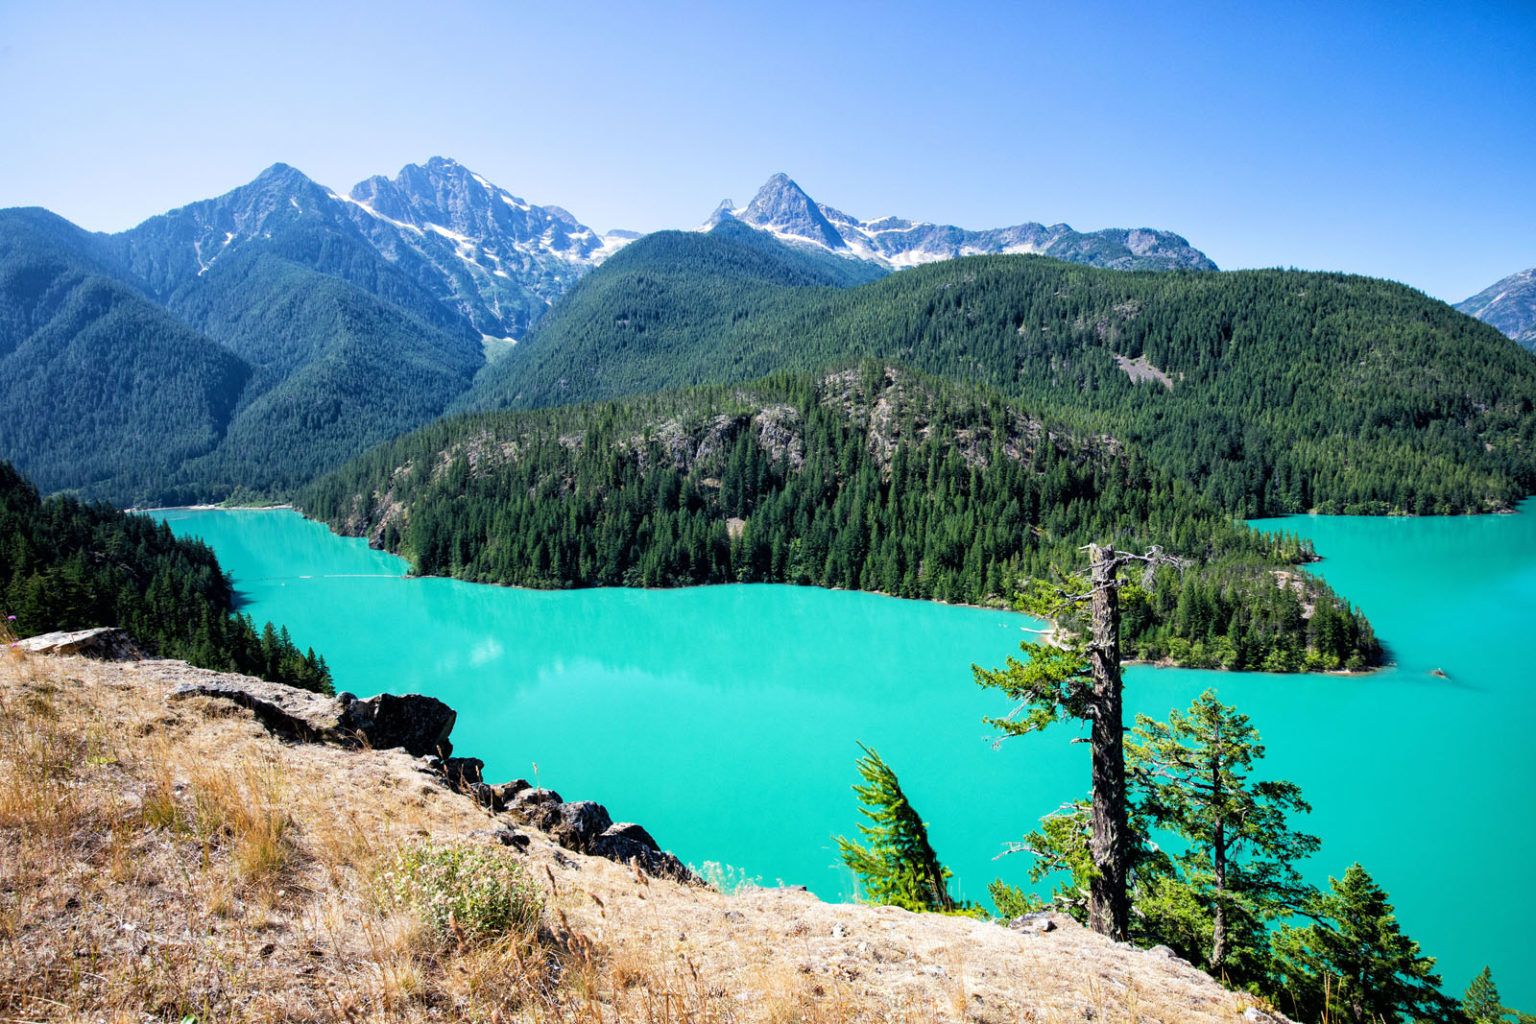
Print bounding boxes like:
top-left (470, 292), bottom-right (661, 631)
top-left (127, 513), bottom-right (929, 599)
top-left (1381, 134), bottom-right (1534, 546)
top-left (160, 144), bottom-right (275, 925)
top-left (0, 0), bottom-right (1531, 301)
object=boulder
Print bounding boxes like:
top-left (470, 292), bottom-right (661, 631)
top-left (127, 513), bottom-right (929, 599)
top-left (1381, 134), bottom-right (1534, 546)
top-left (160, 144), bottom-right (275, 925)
top-left (170, 678), bottom-right (458, 758)
top-left (441, 756), bottom-right (484, 788)
top-left (18, 627), bottom-right (142, 660)
top-left (600, 821), bottom-right (660, 851)
top-left (591, 822), bottom-right (694, 883)
top-left (338, 692), bottom-right (456, 757)
top-left (510, 787), bottom-right (563, 810)
top-left (490, 779), bottom-right (531, 808)
top-left (547, 800), bottom-right (613, 853)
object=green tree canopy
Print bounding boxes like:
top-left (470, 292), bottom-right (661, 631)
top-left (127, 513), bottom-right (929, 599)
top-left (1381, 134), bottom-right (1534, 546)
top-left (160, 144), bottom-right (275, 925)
top-left (1271, 863), bottom-right (1457, 1024)
top-left (834, 744), bottom-right (956, 913)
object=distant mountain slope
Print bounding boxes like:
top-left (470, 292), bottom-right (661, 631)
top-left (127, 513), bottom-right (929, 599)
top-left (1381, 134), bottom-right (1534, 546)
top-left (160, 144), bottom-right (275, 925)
top-left (707, 173), bottom-right (1216, 272)
top-left (482, 246), bottom-right (1536, 516)
top-left (110, 158), bottom-right (629, 344)
top-left (1457, 267), bottom-right (1536, 350)
top-left (460, 221), bottom-right (886, 410)
top-left (170, 253), bottom-right (484, 494)
top-left (0, 158), bottom-right (625, 502)
top-left (0, 208), bottom-right (248, 502)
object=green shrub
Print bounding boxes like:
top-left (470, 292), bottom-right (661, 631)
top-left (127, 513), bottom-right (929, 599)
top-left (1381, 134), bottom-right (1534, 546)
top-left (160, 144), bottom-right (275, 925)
top-left (376, 840), bottom-right (542, 944)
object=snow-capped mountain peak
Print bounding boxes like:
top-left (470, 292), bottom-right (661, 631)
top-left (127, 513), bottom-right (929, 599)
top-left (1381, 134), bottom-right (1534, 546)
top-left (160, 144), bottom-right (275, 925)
top-left (705, 174), bottom-right (1217, 272)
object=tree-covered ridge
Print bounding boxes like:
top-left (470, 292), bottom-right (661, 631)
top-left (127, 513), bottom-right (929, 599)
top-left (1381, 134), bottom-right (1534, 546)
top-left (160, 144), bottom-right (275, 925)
top-left (0, 462), bottom-right (330, 692)
top-left (0, 208), bottom-right (251, 502)
top-left (479, 246), bottom-right (1536, 517)
top-left (302, 364), bottom-right (1378, 672)
top-left (459, 221), bottom-right (885, 412)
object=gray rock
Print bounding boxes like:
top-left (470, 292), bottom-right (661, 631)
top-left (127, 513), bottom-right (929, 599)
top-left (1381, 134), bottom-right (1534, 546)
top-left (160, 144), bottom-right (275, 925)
top-left (491, 779), bottom-right (531, 807)
top-left (338, 692), bottom-right (456, 757)
top-left (170, 677), bottom-right (457, 758)
top-left (1007, 912), bottom-right (1057, 934)
top-left (600, 821), bottom-right (660, 852)
top-left (590, 823), bottom-right (695, 883)
top-left (18, 627), bottom-right (142, 660)
top-left (505, 788), bottom-right (565, 829)
top-left (169, 677), bottom-right (342, 742)
top-left (548, 801), bottom-right (613, 853)
top-left (441, 756), bottom-right (484, 788)
top-left (510, 787), bottom-right (563, 808)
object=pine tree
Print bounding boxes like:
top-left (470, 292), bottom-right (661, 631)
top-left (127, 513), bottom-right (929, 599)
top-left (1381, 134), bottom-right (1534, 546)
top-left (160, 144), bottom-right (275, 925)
top-left (1463, 967), bottom-right (1536, 1024)
top-left (1270, 863), bottom-right (1458, 1024)
top-left (974, 545), bottom-right (1179, 940)
top-left (1127, 690), bottom-right (1318, 982)
top-left (834, 744), bottom-right (956, 913)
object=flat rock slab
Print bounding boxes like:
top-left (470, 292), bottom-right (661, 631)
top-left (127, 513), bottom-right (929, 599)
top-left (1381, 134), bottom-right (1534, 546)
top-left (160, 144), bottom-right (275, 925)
top-left (17, 627), bottom-right (142, 660)
top-left (169, 678), bottom-right (455, 757)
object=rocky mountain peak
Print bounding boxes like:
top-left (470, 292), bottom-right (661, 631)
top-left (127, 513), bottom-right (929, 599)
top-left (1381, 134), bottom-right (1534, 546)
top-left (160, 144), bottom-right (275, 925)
top-left (1458, 267), bottom-right (1536, 351)
top-left (736, 173), bottom-right (847, 250)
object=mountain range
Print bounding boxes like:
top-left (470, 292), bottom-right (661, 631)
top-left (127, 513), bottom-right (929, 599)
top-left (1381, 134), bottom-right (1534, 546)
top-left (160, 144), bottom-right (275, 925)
top-left (1458, 267), bottom-right (1536, 351)
top-left (707, 173), bottom-right (1217, 272)
top-left (0, 158), bottom-right (1225, 502)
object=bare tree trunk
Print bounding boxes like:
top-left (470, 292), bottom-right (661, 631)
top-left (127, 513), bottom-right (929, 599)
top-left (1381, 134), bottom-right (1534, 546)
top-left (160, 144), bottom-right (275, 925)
top-left (1210, 750), bottom-right (1228, 970)
top-left (1087, 543), bottom-right (1129, 941)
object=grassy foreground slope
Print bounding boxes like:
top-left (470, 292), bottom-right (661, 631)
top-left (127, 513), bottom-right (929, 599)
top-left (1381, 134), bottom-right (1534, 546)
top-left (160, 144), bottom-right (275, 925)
top-left (0, 646), bottom-right (1289, 1022)
top-left (303, 365), bottom-right (1378, 671)
top-left (472, 232), bottom-right (1536, 517)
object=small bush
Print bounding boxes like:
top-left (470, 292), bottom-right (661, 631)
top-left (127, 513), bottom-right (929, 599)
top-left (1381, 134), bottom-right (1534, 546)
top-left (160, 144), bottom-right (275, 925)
top-left (376, 840), bottom-right (542, 945)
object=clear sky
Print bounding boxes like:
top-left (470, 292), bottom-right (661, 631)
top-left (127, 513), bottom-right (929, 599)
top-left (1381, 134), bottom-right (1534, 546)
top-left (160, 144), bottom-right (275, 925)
top-left (1, 0), bottom-right (1531, 301)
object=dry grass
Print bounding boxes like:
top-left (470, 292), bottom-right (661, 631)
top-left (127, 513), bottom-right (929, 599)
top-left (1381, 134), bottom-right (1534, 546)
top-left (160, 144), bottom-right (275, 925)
top-left (0, 650), bottom-right (1275, 1023)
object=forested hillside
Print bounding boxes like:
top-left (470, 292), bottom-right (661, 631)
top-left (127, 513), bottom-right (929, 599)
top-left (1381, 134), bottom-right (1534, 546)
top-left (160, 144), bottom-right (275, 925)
top-left (0, 462), bottom-right (330, 691)
top-left (0, 209), bottom-right (251, 502)
top-left (460, 221), bottom-right (885, 410)
top-left (474, 242), bottom-right (1536, 516)
top-left (303, 365), bottom-right (1378, 672)
top-left (165, 251), bottom-right (484, 495)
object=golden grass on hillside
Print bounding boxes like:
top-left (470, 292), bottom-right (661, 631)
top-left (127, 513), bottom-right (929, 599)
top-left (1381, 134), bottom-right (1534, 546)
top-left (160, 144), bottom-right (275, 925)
top-left (0, 650), bottom-right (1277, 1023)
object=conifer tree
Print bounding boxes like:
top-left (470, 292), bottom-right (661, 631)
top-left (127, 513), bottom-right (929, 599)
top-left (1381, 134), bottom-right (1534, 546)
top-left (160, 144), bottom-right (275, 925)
top-left (974, 544), bottom-right (1178, 940)
top-left (1270, 863), bottom-right (1457, 1024)
top-left (1127, 690), bottom-right (1318, 981)
top-left (1462, 967), bottom-right (1536, 1024)
top-left (834, 744), bottom-right (956, 913)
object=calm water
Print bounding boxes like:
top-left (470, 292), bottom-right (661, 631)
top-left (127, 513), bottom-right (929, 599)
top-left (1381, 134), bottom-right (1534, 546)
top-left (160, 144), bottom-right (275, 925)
top-left (158, 504), bottom-right (1536, 1003)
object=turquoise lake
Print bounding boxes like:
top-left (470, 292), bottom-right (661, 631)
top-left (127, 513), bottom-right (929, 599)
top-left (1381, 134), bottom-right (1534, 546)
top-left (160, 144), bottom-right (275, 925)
top-left (158, 504), bottom-right (1536, 1003)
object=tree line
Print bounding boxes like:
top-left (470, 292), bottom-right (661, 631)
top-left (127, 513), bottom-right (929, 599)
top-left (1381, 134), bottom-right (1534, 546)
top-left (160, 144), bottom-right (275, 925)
top-left (481, 230), bottom-right (1536, 519)
top-left (0, 462), bottom-right (330, 692)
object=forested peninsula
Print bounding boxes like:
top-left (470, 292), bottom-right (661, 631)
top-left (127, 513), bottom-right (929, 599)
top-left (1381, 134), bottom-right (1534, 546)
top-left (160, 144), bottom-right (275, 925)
top-left (302, 365), bottom-right (1379, 672)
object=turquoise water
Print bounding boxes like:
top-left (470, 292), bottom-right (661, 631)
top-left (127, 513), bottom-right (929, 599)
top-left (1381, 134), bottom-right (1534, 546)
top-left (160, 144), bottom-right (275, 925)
top-left (158, 504), bottom-right (1536, 1003)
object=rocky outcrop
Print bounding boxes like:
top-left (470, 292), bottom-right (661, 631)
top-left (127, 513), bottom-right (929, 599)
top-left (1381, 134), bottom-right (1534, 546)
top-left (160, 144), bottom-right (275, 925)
top-left (169, 677), bottom-right (352, 743)
top-left (168, 680), bottom-right (457, 757)
top-left (17, 627), bottom-right (142, 660)
top-left (166, 667), bottom-right (693, 881)
top-left (337, 691), bottom-right (456, 757)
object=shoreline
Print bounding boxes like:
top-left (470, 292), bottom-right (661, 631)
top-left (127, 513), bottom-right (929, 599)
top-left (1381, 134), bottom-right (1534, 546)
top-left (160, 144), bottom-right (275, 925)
top-left (187, 505), bottom-right (1384, 679)
top-left (133, 503), bottom-right (295, 514)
